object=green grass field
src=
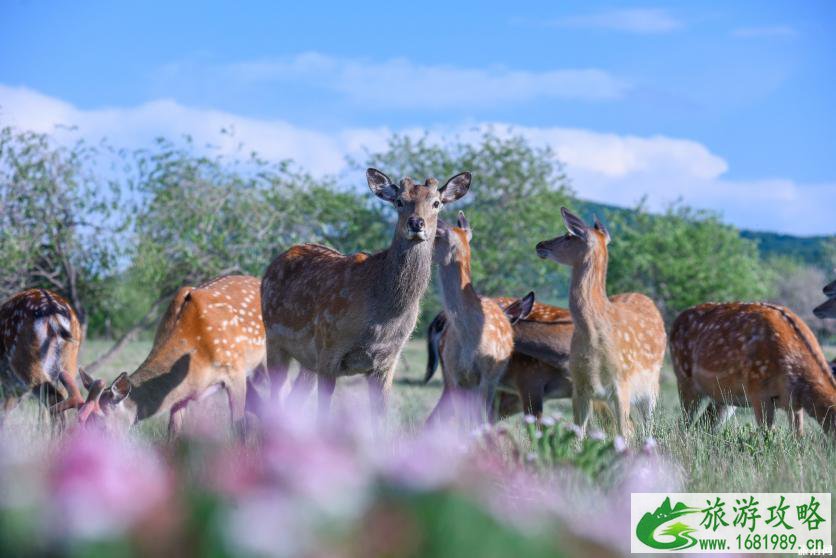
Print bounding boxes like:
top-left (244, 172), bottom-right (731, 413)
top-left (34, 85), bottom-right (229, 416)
top-left (65, 338), bottom-right (836, 495)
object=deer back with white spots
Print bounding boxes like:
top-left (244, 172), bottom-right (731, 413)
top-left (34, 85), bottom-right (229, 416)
top-left (78, 275), bottom-right (266, 436)
top-left (261, 169), bottom-right (470, 423)
top-left (670, 302), bottom-right (836, 435)
top-left (428, 212), bottom-right (533, 423)
top-left (536, 207), bottom-right (666, 438)
top-left (0, 288), bottom-right (85, 419)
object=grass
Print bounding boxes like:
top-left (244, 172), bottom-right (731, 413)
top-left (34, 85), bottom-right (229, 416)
top-left (67, 338), bottom-right (836, 495)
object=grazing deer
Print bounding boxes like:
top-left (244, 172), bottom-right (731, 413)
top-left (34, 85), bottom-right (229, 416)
top-left (670, 302), bottom-right (835, 435)
top-left (813, 278), bottom-right (836, 320)
top-left (0, 289), bottom-right (85, 422)
top-left (536, 208), bottom-right (666, 438)
top-left (261, 169), bottom-right (470, 423)
top-left (78, 275), bottom-right (266, 437)
top-left (425, 296), bottom-right (574, 420)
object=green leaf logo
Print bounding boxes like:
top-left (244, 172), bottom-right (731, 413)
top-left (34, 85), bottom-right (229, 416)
top-left (636, 497), bottom-right (701, 550)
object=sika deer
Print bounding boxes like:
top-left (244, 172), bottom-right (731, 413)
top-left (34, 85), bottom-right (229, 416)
top-left (813, 278), bottom-right (836, 320)
top-left (425, 297), bottom-right (574, 420)
top-left (261, 169), bottom-right (470, 424)
top-left (425, 212), bottom-right (525, 424)
top-left (671, 302), bottom-right (835, 435)
top-left (78, 275), bottom-right (265, 437)
top-left (0, 289), bottom-right (85, 422)
top-left (536, 208), bottom-right (666, 438)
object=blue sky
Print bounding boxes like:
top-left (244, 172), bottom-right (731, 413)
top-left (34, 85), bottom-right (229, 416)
top-left (1, 1), bottom-right (834, 234)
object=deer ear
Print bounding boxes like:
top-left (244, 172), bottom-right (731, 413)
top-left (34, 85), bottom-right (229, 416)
top-left (79, 367), bottom-right (96, 390)
top-left (593, 215), bottom-right (611, 244)
top-left (110, 372), bottom-right (131, 402)
top-left (824, 279), bottom-right (836, 298)
top-left (504, 292), bottom-right (535, 325)
top-left (367, 168), bottom-right (398, 202)
top-left (439, 172), bottom-right (471, 204)
top-left (560, 207), bottom-right (588, 238)
top-left (457, 211), bottom-right (472, 242)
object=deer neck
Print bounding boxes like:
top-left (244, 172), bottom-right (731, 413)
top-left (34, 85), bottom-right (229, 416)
top-left (375, 234), bottom-right (434, 317)
top-left (124, 347), bottom-right (192, 422)
top-left (438, 258), bottom-right (481, 329)
top-left (568, 249), bottom-right (611, 337)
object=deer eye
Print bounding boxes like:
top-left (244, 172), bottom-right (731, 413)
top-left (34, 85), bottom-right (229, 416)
top-left (396, 199), bottom-right (404, 208)
top-left (433, 200), bottom-right (441, 209)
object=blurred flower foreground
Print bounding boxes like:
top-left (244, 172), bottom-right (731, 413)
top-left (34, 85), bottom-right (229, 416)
top-left (0, 402), bottom-right (680, 558)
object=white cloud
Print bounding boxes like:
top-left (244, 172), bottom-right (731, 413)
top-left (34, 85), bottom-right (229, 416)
top-left (168, 52), bottom-right (629, 108)
top-left (731, 26), bottom-right (797, 39)
top-left (546, 8), bottom-right (682, 34)
top-left (1, 84), bottom-right (832, 235)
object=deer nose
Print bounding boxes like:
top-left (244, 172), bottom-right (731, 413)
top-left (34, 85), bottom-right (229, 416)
top-left (407, 216), bottom-right (425, 233)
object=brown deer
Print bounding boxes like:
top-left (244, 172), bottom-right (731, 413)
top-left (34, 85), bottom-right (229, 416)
top-left (425, 296), bottom-right (573, 420)
top-left (78, 275), bottom-right (266, 437)
top-left (536, 208), bottom-right (666, 438)
top-left (426, 212), bottom-right (534, 423)
top-left (813, 278), bottom-right (836, 320)
top-left (670, 302), bottom-right (835, 435)
top-left (0, 289), bottom-right (85, 422)
top-left (261, 169), bottom-right (470, 424)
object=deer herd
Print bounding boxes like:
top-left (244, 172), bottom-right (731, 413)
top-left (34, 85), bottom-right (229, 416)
top-left (1, 169), bottom-right (835, 442)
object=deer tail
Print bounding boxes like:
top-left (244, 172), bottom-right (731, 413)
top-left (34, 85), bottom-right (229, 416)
top-left (424, 312), bottom-right (447, 384)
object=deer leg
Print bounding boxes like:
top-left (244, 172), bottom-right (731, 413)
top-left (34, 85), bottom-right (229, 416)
top-left (367, 369), bottom-right (394, 427)
top-left (317, 374), bottom-right (336, 429)
top-left (614, 386), bottom-right (634, 439)
top-left (788, 404), bottom-right (804, 437)
top-left (168, 402), bottom-right (188, 441)
top-left (265, 346), bottom-right (290, 403)
top-left (426, 383), bottom-right (455, 426)
top-left (752, 396), bottom-right (774, 430)
top-left (677, 380), bottom-right (704, 426)
top-left (288, 367), bottom-right (316, 406)
top-left (226, 378), bottom-right (248, 438)
top-left (572, 392), bottom-right (593, 439)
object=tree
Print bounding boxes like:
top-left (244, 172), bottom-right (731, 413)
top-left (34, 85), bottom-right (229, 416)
top-left (605, 202), bottom-right (774, 321)
top-left (0, 126), bottom-right (123, 333)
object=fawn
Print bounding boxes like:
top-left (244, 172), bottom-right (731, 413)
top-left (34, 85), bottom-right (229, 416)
top-left (78, 275), bottom-right (266, 437)
top-left (0, 289), bottom-right (85, 423)
top-left (261, 169), bottom-right (470, 424)
top-left (670, 302), bottom-right (835, 435)
top-left (536, 208), bottom-right (666, 438)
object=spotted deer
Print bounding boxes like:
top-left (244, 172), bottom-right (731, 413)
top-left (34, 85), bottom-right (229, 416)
top-left (78, 275), bottom-right (266, 437)
top-left (261, 169), bottom-right (471, 424)
top-left (0, 289), bottom-right (85, 421)
top-left (424, 212), bottom-right (529, 424)
top-left (425, 296), bottom-right (573, 420)
top-left (536, 208), bottom-right (666, 438)
top-left (813, 278), bottom-right (836, 320)
top-left (670, 302), bottom-right (835, 435)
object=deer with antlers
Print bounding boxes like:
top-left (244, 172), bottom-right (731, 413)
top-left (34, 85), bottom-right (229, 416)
top-left (78, 275), bottom-right (266, 437)
top-left (261, 169), bottom-right (470, 424)
top-left (0, 289), bottom-right (85, 423)
top-left (426, 212), bottom-right (535, 423)
top-left (670, 302), bottom-right (835, 435)
top-left (536, 208), bottom-right (666, 438)
top-left (425, 295), bottom-right (573, 421)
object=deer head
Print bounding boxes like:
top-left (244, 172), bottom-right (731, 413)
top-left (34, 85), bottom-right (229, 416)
top-left (77, 370), bottom-right (134, 432)
top-left (434, 210), bottom-right (473, 267)
top-left (535, 207), bottom-right (610, 266)
top-left (367, 168), bottom-right (471, 243)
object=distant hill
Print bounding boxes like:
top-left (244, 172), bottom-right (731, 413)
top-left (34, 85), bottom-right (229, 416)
top-left (573, 200), bottom-right (833, 270)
